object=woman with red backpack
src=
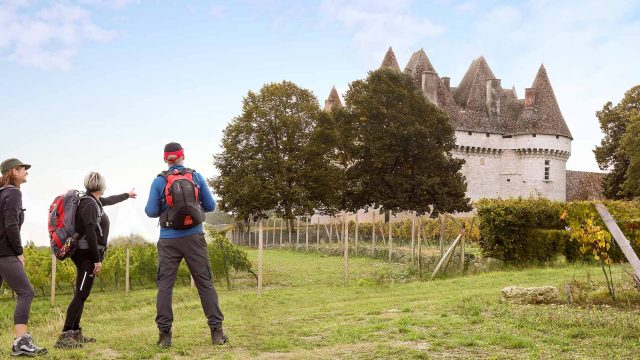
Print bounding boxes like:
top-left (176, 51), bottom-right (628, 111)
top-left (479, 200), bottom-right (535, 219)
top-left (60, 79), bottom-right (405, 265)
top-left (0, 158), bottom-right (47, 357)
top-left (54, 172), bottom-right (136, 349)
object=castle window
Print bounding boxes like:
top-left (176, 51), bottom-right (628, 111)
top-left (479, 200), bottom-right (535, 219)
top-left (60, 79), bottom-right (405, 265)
top-left (507, 179), bottom-right (510, 182)
top-left (480, 158), bottom-right (485, 166)
top-left (544, 159), bottom-right (550, 180)
top-left (533, 134), bottom-right (537, 137)
top-left (556, 135), bottom-right (560, 139)
top-left (503, 135), bottom-right (512, 138)
top-left (486, 133), bottom-right (490, 137)
top-left (468, 131), bottom-right (472, 135)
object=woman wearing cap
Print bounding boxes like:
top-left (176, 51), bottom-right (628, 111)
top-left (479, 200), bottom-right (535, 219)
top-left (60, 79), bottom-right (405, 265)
top-left (55, 172), bottom-right (136, 349)
top-left (0, 158), bottom-right (47, 356)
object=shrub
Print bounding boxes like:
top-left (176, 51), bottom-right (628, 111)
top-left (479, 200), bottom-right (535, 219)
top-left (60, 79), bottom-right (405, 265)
top-left (477, 198), bottom-right (565, 262)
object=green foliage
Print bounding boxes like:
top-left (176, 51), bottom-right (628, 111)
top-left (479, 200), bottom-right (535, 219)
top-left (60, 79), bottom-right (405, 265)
top-left (211, 80), bottom-right (335, 221)
top-left (562, 203), bottom-right (613, 264)
top-left (621, 115), bottom-right (640, 196)
top-left (205, 210), bottom-right (235, 225)
top-left (594, 85), bottom-right (640, 199)
top-left (109, 233), bottom-right (149, 246)
top-left (478, 198), bottom-right (640, 266)
top-left (23, 246), bottom-right (51, 296)
top-left (206, 226), bottom-right (257, 289)
top-left (339, 68), bottom-right (471, 215)
top-left (477, 198), bottom-right (566, 262)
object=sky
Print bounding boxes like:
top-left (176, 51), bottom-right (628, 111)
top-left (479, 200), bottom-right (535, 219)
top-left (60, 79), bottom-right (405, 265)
top-left (1, 0), bottom-right (639, 246)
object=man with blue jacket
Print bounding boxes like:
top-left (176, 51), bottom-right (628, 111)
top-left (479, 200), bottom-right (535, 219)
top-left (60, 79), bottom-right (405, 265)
top-left (145, 142), bottom-right (227, 347)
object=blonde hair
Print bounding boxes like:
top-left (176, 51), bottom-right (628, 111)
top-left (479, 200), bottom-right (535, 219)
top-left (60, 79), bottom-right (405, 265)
top-left (84, 172), bottom-right (106, 193)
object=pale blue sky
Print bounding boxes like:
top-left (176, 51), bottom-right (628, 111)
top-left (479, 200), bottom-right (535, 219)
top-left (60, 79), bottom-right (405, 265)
top-left (2, 0), bottom-right (639, 245)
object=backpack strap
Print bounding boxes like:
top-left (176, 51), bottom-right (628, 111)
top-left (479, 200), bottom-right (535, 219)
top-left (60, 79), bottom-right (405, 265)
top-left (0, 185), bottom-right (16, 191)
top-left (79, 194), bottom-right (103, 236)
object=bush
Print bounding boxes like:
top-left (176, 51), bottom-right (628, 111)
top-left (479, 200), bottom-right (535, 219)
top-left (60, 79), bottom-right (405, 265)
top-left (478, 198), bottom-right (640, 264)
top-left (207, 226), bottom-right (257, 289)
top-left (477, 198), bottom-right (565, 262)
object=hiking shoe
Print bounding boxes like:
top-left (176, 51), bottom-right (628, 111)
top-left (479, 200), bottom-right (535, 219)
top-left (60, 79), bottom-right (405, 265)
top-left (211, 327), bottom-right (228, 345)
top-left (11, 333), bottom-right (48, 356)
top-left (157, 330), bottom-right (172, 348)
top-left (54, 331), bottom-right (82, 349)
top-left (71, 330), bottom-right (96, 343)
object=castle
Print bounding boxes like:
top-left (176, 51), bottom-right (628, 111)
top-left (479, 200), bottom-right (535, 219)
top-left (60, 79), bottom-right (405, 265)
top-left (324, 47), bottom-right (572, 202)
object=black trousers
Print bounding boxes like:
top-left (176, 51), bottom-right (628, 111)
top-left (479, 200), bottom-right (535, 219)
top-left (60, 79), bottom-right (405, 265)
top-left (0, 256), bottom-right (35, 325)
top-left (63, 251), bottom-right (95, 331)
top-left (156, 233), bottom-right (224, 332)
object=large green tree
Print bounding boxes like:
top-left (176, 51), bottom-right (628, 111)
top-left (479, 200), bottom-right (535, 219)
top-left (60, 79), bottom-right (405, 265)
top-left (594, 85), bottom-right (640, 199)
top-left (211, 81), bottom-right (335, 224)
top-left (338, 68), bottom-right (471, 216)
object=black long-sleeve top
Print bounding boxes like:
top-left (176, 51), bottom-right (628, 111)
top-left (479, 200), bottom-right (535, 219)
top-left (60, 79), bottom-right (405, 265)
top-left (0, 186), bottom-right (25, 257)
top-left (76, 193), bottom-right (129, 262)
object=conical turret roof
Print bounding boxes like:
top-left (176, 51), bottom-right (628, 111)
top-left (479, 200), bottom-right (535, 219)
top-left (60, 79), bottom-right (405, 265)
top-left (515, 64), bottom-right (572, 138)
top-left (404, 49), bottom-right (436, 87)
top-left (380, 46), bottom-right (400, 70)
top-left (324, 86), bottom-right (343, 111)
top-left (453, 56), bottom-right (496, 109)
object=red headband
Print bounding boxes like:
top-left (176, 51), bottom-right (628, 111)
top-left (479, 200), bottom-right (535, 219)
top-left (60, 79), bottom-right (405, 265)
top-left (164, 149), bottom-right (184, 161)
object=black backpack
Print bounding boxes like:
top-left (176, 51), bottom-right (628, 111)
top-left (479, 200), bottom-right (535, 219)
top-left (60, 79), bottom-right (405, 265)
top-left (159, 168), bottom-right (205, 229)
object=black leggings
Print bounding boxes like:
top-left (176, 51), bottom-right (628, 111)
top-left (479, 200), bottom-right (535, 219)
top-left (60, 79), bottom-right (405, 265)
top-left (0, 256), bottom-right (35, 325)
top-left (63, 253), bottom-right (95, 331)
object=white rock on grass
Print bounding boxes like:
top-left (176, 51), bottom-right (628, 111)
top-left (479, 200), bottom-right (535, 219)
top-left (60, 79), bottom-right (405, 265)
top-left (501, 286), bottom-right (559, 304)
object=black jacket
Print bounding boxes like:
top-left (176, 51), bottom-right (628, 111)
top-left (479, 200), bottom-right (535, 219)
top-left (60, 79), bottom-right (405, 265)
top-left (75, 193), bottom-right (129, 262)
top-left (0, 186), bottom-right (24, 257)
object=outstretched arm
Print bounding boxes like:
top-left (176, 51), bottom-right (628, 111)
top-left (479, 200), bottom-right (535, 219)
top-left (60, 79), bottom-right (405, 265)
top-left (100, 188), bottom-right (136, 206)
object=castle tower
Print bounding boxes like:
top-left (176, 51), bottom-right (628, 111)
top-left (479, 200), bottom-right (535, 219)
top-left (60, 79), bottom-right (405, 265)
top-left (324, 86), bottom-right (343, 112)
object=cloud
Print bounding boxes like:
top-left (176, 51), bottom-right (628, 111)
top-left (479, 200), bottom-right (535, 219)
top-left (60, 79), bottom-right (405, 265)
top-left (0, 1), bottom-right (131, 70)
top-left (79, 0), bottom-right (139, 9)
top-left (320, 0), bottom-right (444, 66)
top-left (210, 4), bottom-right (226, 18)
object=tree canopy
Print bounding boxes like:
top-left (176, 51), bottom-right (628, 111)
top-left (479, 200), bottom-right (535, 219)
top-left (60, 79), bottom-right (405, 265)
top-left (594, 85), bottom-right (640, 199)
top-left (211, 81), bottom-right (334, 221)
top-left (337, 67), bottom-right (471, 216)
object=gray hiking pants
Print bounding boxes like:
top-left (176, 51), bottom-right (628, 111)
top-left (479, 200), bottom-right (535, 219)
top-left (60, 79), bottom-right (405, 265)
top-left (0, 256), bottom-right (35, 325)
top-left (156, 233), bottom-right (224, 332)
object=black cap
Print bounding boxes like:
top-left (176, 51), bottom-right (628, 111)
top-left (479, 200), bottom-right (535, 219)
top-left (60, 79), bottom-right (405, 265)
top-left (164, 142), bottom-right (183, 152)
top-left (1, 158), bottom-right (31, 174)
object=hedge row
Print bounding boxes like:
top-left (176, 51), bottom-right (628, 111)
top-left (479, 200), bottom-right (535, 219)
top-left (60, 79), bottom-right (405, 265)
top-left (477, 198), bottom-right (640, 263)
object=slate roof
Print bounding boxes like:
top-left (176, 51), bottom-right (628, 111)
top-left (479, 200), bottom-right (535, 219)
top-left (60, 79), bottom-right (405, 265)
top-left (566, 170), bottom-right (605, 201)
top-left (325, 48), bottom-right (572, 139)
top-left (324, 86), bottom-right (343, 111)
top-left (380, 47), bottom-right (400, 70)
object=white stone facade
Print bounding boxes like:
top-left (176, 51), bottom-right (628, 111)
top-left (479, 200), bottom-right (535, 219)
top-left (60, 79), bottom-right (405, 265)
top-left (454, 131), bottom-right (571, 201)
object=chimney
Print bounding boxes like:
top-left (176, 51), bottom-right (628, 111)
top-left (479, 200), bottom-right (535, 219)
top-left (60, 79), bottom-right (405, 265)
top-left (441, 77), bottom-right (450, 91)
top-left (324, 99), bottom-right (335, 111)
top-left (524, 88), bottom-right (536, 109)
top-left (422, 71), bottom-right (439, 106)
top-left (485, 78), bottom-right (501, 116)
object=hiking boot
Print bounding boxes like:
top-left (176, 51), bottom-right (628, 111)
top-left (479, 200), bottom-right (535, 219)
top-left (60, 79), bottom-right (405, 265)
top-left (71, 330), bottom-right (96, 343)
top-left (54, 331), bottom-right (82, 349)
top-left (11, 333), bottom-right (48, 356)
top-left (157, 330), bottom-right (172, 348)
top-left (211, 327), bottom-right (228, 345)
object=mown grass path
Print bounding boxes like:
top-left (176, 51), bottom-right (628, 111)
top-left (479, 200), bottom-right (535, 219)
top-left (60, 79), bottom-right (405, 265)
top-left (1, 250), bottom-right (639, 359)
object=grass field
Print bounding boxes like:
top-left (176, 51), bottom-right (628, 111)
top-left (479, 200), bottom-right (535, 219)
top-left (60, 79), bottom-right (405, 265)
top-left (1, 249), bottom-right (640, 359)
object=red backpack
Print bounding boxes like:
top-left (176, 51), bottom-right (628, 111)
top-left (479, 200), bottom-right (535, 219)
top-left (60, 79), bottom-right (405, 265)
top-left (159, 168), bottom-right (205, 229)
top-left (48, 190), bottom-right (98, 260)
